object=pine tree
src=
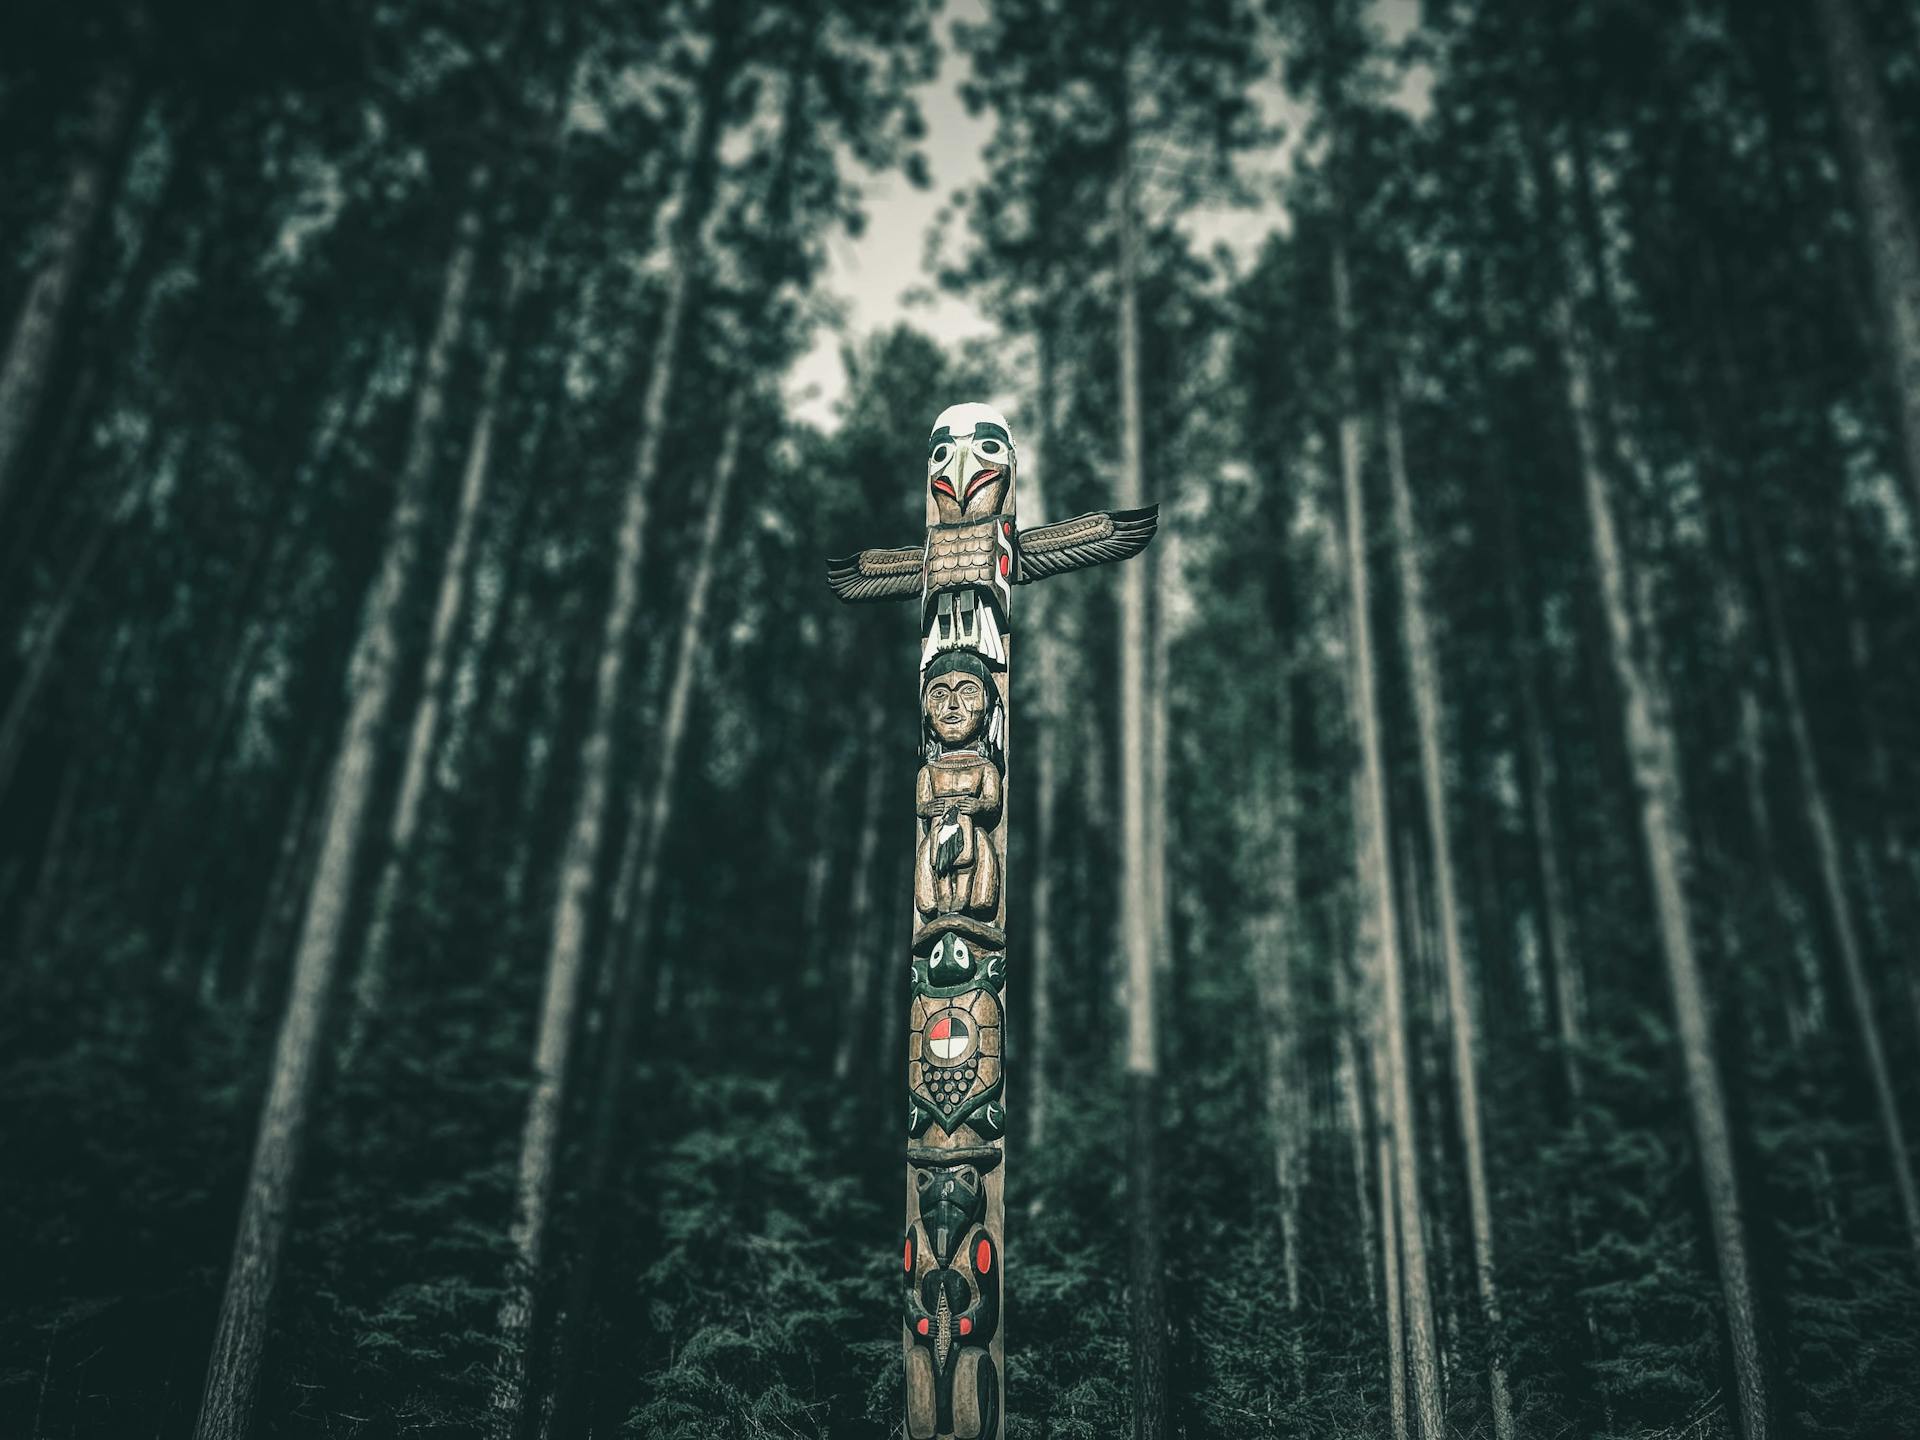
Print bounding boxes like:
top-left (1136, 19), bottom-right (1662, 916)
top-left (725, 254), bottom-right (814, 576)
top-left (194, 197), bottom-right (481, 1440)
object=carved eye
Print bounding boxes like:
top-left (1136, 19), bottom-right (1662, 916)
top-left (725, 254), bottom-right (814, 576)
top-left (959, 682), bottom-right (980, 702)
top-left (977, 439), bottom-right (1003, 457)
top-left (931, 444), bottom-right (951, 465)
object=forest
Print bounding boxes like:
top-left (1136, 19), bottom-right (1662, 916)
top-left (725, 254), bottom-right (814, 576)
top-left (2, 0), bottom-right (1919, 1436)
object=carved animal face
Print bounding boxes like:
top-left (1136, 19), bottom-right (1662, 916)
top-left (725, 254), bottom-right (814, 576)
top-left (915, 1164), bottom-right (985, 1266)
top-left (927, 402), bottom-right (1016, 524)
top-left (924, 671), bottom-right (987, 748)
top-left (929, 933), bottom-right (974, 985)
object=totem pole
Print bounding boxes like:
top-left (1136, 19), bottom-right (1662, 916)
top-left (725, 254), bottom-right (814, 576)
top-left (828, 403), bottom-right (1156, 1440)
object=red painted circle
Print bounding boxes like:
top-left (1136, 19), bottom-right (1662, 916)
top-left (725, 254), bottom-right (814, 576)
top-left (960, 1317), bottom-right (973, 1336)
top-left (916, 1318), bottom-right (930, 1336)
top-left (998, 554), bottom-right (1010, 577)
top-left (976, 1239), bottom-right (992, 1273)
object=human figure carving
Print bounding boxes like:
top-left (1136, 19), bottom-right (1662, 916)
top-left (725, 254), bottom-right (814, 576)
top-left (915, 651), bottom-right (1002, 923)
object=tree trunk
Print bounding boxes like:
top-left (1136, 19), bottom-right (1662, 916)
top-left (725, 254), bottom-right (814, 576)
top-left (537, 408), bottom-right (743, 1437)
top-left (834, 706), bottom-right (889, 1083)
top-left (1148, 538), bottom-right (1171, 983)
top-left (3, 103), bottom-right (208, 579)
top-left (1831, 516), bottom-right (1920, 1049)
top-left (192, 208), bottom-right (479, 1440)
top-left (487, 47), bottom-right (730, 1418)
top-left (1554, 304), bottom-right (1770, 1440)
top-left (1249, 666), bottom-right (1303, 1386)
top-left (1028, 331), bottom-right (1062, 1154)
top-left (1372, 1024), bottom-right (1408, 1440)
top-left (0, 61), bottom-right (137, 517)
top-left (346, 259), bottom-right (524, 1065)
top-left (239, 756), bottom-right (322, 1017)
top-left (1712, 510), bottom-right (1824, 1042)
top-left (1116, 70), bottom-right (1165, 1440)
top-left (1384, 392), bottom-right (1514, 1440)
top-left (1028, 631), bottom-right (1059, 1151)
top-left (1336, 960), bottom-right (1379, 1311)
top-left (1814, 0), bottom-right (1920, 516)
top-left (0, 360), bottom-right (94, 593)
top-left (1494, 459), bottom-right (1585, 1105)
top-left (1751, 529), bottom-right (1920, 1263)
top-left (0, 505), bottom-right (116, 809)
top-left (1402, 830), bottom-right (1463, 1397)
top-left (800, 742), bottom-right (854, 964)
top-left (1332, 240), bottom-right (1445, 1440)
top-left (157, 519), bottom-right (295, 990)
top-left (15, 758), bottom-right (81, 964)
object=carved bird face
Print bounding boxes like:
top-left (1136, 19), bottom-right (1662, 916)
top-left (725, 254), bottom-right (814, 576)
top-left (927, 402), bottom-right (1016, 525)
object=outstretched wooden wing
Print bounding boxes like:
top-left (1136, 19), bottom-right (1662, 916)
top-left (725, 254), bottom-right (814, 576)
top-left (826, 544), bottom-right (923, 603)
top-left (1016, 506), bottom-right (1158, 583)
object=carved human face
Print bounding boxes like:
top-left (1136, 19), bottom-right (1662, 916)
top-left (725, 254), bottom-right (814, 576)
top-left (924, 670), bottom-right (988, 747)
top-left (927, 402), bottom-right (1016, 525)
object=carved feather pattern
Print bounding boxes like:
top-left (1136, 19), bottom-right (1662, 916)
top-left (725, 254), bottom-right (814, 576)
top-left (1015, 505), bottom-right (1159, 582)
top-left (827, 506), bottom-right (1157, 601)
top-left (825, 544), bottom-right (923, 603)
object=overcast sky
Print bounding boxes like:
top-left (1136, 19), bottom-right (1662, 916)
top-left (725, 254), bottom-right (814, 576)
top-left (783, 0), bottom-right (1425, 431)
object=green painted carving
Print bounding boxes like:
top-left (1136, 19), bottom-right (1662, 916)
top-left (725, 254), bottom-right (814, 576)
top-left (914, 933), bottom-right (1006, 999)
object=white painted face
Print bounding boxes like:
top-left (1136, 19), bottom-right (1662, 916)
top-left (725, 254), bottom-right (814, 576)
top-left (927, 402), bottom-right (1017, 524)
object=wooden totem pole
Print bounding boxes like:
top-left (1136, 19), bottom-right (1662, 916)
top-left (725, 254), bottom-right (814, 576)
top-left (828, 402), bottom-right (1156, 1440)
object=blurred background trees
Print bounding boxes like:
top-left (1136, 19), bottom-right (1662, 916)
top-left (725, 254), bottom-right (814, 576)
top-left (1, 0), bottom-right (1918, 1435)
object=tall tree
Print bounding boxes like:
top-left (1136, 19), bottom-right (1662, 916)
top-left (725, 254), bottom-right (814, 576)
top-left (1553, 298), bottom-right (1771, 1440)
top-left (346, 256), bottom-right (525, 1063)
top-left (487, 14), bottom-right (738, 1424)
top-left (1332, 245), bottom-right (1444, 1439)
top-left (1249, 677), bottom-right (1305, 1385)
top-left (1384, 389), bottom-right (1514, 1439)
top-left (1750, 525), bottom-right (1920, 1263)
top-left (192, 198), bottom-right (481, 1440)
top-left (541, 403), bottom-right (744, 1435)
top-left (1114, 50), bottom-right (1166, 1437)
top-left (1025, 329), bottom-right (1065, 1151)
